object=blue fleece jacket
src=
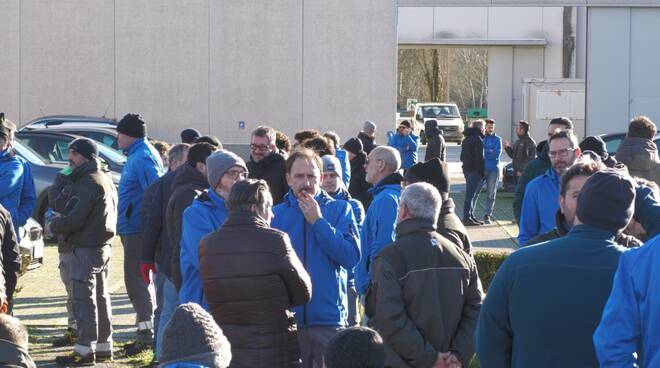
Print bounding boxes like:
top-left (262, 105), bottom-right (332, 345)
top-left (593, 186), bottom-right (660, 368)
top-left (518, 167), bottom-right (560, 245)
top-left (0, 150), bottom-right (35, 235)
top-left (483, 134), bottom-right (502, 173)
top-left (118, 138), bottom-right (164, 235)
top-left (356, 176), bottom-right (401, 295)
top-left (387, 132), bottom-right (419, 170)
top-left (272, 190), bottom-right (360, 327)
top-left (332, 187), bottom-right (365, 288)
top-left (476, 224), bottom-right (627, 368)
top-left (179, 189), bottom-right (228, 309)
top-left (335, 148), bottom-right (351, 185)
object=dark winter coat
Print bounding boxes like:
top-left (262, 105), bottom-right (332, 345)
top-left (347, 152), bottom-right (372, 208)
top-left (437, 198), bottom-right (472, 254)
top-left (358, 132), bottom-right (376, 154)
top-left (0, 204), bottom-right (19, 304)
top-left (141, 167), bottom-right (177, 278)
top-left (166, 163), bottom-right (208, 290)
top-left (366, 218), bottom-right (483, 368)
top-left (50, 159), bottom-right (118, 249)
top-left (199, 211), bottom-right (311, 367)
top-left (504, 133), bottom-right (536, 173)
top-left (615, 137), bottom-right (660, 186)
top-left (425, 120), bottom-right (446, 162)
top-left (460, 128), bottom-right (485, 175)
top-left (513, 141), bottom-right (550, 222)
top-left (525, 210), bottom-right (643, 249)
top-left (247, 152), bottom-right (289, 205)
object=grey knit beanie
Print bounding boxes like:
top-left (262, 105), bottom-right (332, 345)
top-left (322, 155), bottom-right (342, 178)
top-left (205, 150), bottom-right (247, 188)
top-left (363, 121), bottom-right (377, 135)
top-left (159, 303), bottom-right (232, 367)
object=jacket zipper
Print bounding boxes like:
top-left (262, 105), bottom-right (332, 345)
top-left (303, 218), bottom-right (308, 326)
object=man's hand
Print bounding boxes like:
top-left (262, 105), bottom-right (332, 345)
top-left (140, 262), bottom-right (156, 284)
top-left (0, 298), bottom-right (7, 314)
top-left (503, 140), bottom-right (511, 148)
top-left (435, 352), bottom-right (462, 368)
top-left (298, 192), bottom-right (322, 224)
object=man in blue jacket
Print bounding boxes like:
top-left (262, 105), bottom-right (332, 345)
top-left (321, 155), bottom-right (364, 326)
top-left (475, 119), bottom-right (502, 224)
top-left (271, 149), bottom-right (360, 368)
top-left (0, 114), bottom-right (36, 237)
top-left (387, 121), bottom-right (418, 170)
top-left (476, 169), bottom-right (660, 368)
top-left (356, 146), bottom-right (402, 296)
top-left (116, 113), bottom-right (164, 354)
top-left (593, 185), bottom-right (660, 368)
top-left (179, 150), bottom-right (247, 309)
top-left (518, 130), bottom-right (581, 245)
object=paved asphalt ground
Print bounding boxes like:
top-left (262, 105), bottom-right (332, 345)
top-left (15, 143), bottom-right (518, 366)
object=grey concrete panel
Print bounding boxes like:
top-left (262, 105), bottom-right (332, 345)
top-left (432, 7), bottom-right (488, 39)
top-left (0, 1), bottom-right (20, 123)
top-left (512, 46), bottom-right (544, 140)
top-left (540, 7), bottom-right (565, 78)
top-left (488, 7), bottom-right (545, 39)
top-left (304, 0), bottom-right (398, 145)
top-left (488, 47), bottom-right (514, 140)
top-left (115, 0), bottom-right (209, 143)
top-left (19, 0), bottom-right (114, 125)
top-left (398, 7), bottom-right (435, 42)
top-left (586, 7), bottom-right (630, 135)
top-left (630, 8), bottom-right (660, 119)
top-left (209, 1), bottom-right (303, 145)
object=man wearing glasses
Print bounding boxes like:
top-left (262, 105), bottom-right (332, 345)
top-left (178, 150), bottom-right (247, 308)
top-left (247, 126), bottom-right (288, 205)
top-left (518, 131), bottom-right (581, 245)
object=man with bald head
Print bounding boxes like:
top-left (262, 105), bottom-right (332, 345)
top-left (356, 146), bottom-right (404, 296)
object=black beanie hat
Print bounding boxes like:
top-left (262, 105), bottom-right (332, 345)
top-left (576, 169), bottom-right (635, 233)
top-left (579, 136), bottom-right (608, 160)
top-left (343, 137), bottom-right (364, 155)
top-left (116, 113), bottom-right (147, 138)
top-left (324, 327), bottom-right (385, 368)
top-left (180, 128), bottom-right (201, 144)
top-left (68, 138), bottom-right (99, 160)
top-left (405, 158), bottom-right (450, 194)
top-left (399, 120), bottom-right (412, 129)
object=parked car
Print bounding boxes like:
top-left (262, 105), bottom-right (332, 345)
top-left (20, 115), bottom-right (120, 150)
top-left (414, 103), bottom-right (465, 144)
top-left (16, 131), bottom-right (125, 174)
top-left (600, 132), bottom-right (660, 157)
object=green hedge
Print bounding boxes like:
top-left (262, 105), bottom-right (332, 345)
top-left (474, 250), bottom-right (510, 291)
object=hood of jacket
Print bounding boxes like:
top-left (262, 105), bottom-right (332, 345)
top-left (425, 120), bottom-right (440, 138)
top-left (369, 172), bottom-right (403, 196)
top-left (616, 137), bottom-right (660, 172)
top-left (172, 163), bottom-right (208, 191)
top-left (463, 127), bottom-right (482, 137)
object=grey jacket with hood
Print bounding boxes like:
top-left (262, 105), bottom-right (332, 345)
top-left (616, 137), bottom-right (660, 186)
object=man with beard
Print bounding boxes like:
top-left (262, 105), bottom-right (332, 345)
top-left (247, 126), bottom-right (288, 205)
top-left (518, 131), bottom-right (581, 245)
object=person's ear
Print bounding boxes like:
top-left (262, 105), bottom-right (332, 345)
top-left (574, 147), bottom-right (582, 157)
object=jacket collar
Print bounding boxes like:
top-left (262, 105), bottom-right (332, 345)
top-left (201, 188), bottom-right (226, 209)
top-left (331, 186), bottom-right (351, 201)
top-left (69, 159), bottom-right (101, 182)
top-left (0, 339), bottom-right (35, 368)
top-left (566, 223), bottom-right (617, 243)
top-left (369, 172), bottom-right (403, 195)
top-left (223, 210), bottom-right (269, 228)
top-left (123, 137), bottom-right (148, 156)
top-left (396, 218), bottom-right (437, 238)
top-left (544, 166), bottom-right (560, 183)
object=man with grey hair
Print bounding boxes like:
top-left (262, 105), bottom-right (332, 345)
top-left (358, 121), bottom-right (377, 154)
top-left (366, 183), bottom-right (483, 368)
top-left (247, 125), bottom-right (288, 204)
top-left (356, 146), bottom-right (403, 296)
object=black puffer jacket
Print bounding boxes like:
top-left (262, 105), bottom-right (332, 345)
top-left (247, 152), bottom-right (288, 205)
top-left (425, 120), bottom-right (446, 162)
top-left (358, 131), bottom-right (376, 154)
top-left (348, 152), bottom-right (372, 208)
top-left (166, 163), bottom-right (208, 290)
top-left (199, 211), bottom-right (311, 368)
top-left (460, 128), bottom-right (485, 175)
top-left (437, 198), bottom-right (472, 254)
top-left (50, 159), bottom-right (117, 248)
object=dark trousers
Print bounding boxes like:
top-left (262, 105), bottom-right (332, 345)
top-left (463, 170), bottom-right (484, 221)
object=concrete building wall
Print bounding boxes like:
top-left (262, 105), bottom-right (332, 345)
top-left (586, 7), bottom-right (660, 135)
top-left (3, 1), bottom-right (397, 145)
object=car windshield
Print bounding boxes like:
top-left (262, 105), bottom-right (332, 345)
top-left (12, 139), bottom-right (50, 165)
top-left (421, 105), bottom-right (460, 118)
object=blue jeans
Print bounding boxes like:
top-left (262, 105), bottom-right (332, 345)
top-left (463, 171), bottom-right (484, 221)
top-left (476, 170), bottom-right (500, 217)
top-left (156, 277), bottom-right (178, 359)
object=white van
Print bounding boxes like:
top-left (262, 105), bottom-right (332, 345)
top-left (414, 103), bottom-right (465, 143)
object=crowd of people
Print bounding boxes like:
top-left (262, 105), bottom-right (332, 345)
top-left (0, 110), bottom-right (658, 367)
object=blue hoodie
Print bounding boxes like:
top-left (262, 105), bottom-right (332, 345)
top-left (0, 150), bottom-right (36, 236)
top-left (518, 167), bottom-right (560, 245)
top-left (483, 134), bottom-right (502, 173)
top-left (272, 190), bottom-right (360, 327)
top-left (118, 138), bottom-right (164, 235)
top-left (593, 186), bottom-right (660, 368)
top-left (356, 174), bottom-right (402, 295)
top-left (179, 189), bottom-right (228, 309)
top-left (388, 132), bottom-right (419, 170)
top-left (332, 187), bottom-right (365, 288)
top-left (335, 148), bottom-right (351, 184)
